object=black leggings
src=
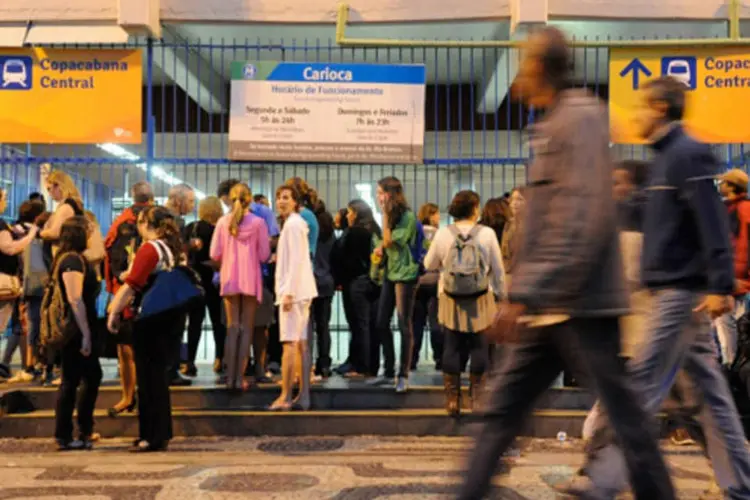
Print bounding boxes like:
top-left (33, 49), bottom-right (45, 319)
top-left (55, 339), bottom-right (102, 440)
top-left (442, 328), bottom-right (489, 376)
top-left (186, 276), bottom-right (225, 363)
top-left (133, 311), bottom-right (185, 445)
top-left (312, 296), bottom-right (333, 373)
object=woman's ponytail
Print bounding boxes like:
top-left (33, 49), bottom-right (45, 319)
top-left (229, 183), bottom-right (252, 237)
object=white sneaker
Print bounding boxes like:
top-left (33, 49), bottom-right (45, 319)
top-left (8, 371), bottom-right (34, 383)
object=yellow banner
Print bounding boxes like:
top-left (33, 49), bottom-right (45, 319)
top-left (609, 47), bottom-right (750, 144)
top-left (0, 48), bottom-right (142, 144)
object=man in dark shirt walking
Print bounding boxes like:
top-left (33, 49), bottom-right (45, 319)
top-left (562, 77), bottom-right (750, 499)
top-left (456, 27), bottom-right (675, 500)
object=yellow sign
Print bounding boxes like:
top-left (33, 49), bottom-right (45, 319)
top-left (0, 48), bottom-right (142, 144)
top-left (610, 47), bottom-right (750, 144)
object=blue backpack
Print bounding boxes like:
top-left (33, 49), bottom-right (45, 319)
top-left (410, 221), bottom-right (426, 274)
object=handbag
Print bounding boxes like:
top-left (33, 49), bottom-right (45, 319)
top-left (0, 273), bottom-right (22, 301)
top-left (137, 240), bottom-right (204, 321)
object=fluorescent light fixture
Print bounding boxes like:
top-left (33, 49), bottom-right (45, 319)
top-left (98, 143), bottom-right (139, 161)
top-left (96, 143), bottom-right (206, 200)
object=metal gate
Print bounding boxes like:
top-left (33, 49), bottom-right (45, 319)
top-left (1, 36), bottom-right (748, 363)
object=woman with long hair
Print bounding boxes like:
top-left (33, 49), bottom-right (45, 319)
top-left (271, 185), bottom-right (317, 411)
top-left (334, 208), bottom-right (349, 231)
top-left (333, 199), bottom-right (382, 377)
top-left (424, 191), bottom-right (504, 416)
top-left (480, 197), bottom-right (511, 246)
top-left (40, 170), bottom-right (84, 258)
top-left (501, 187), bottom-right (525, 288)
top-left (210, 183), bottom-right (270, 391)
top-left (312, 201), bottom-right (336, 378)
top-left (52, 217), bottom-right (103, 450)
top-left (183, 196), bottom-right (226, 377)
top-left (284, 177), bottom-right (319, 258)
top-left (370, 177), bottom-right (419, 393)
top-left (411, 202), bottom-right (442, 371)
top-left (107, 206), bottom-right (186, 452)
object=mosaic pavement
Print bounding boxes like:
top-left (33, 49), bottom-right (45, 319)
top-left (0, 436), bottom-right (715, 499)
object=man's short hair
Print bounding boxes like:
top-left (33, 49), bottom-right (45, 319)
top-left (28, 192), bottom-right (45, 206)
top-left (253, 194), bottom-right (267, 203)
top-left (131, 181), bottom-right (154, 204)
top-left (537, 26), bottom-right (572, 91)
top-left (218, 179), bottom-right (241, 198)
top-left (643, 77), bottom-right (686, 122)
top-left (168, 183), bottom-right (194, 201)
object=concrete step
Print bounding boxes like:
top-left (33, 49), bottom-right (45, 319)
top-left (0, 408), bottom-right (593, 438)
top-left (0, 384), bottom-right (595, 414)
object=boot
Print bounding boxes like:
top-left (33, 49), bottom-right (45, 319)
top-left (469, 374), bottom-right (485, 411)
top-left (443, 373), bottom-right (461, 417)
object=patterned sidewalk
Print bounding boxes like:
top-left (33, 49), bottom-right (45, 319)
top-left (0, 437), bottom-right (713, 499)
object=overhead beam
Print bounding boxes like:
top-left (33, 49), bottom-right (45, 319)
top-left (476, 0), bottom-right (546, 114)
top-left (475, 42), bottom-right (520, 115)
top-left (155, 25), bottom-right (227, 114)
top-left (118, 0), bottom-right (161, 38)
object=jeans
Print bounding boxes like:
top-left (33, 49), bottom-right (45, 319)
top-left (55, 338), bottom-right (103, 440)
top-left (442, 328), bottom-right (488, 376)
top-left (585, 289), bottom-right (750, 498)
top-left (714, 294), bottom-right (747, 366)
top-left (411, 283), bottom-right (442, 370)
top-left (25, 297), bottom-right (42, 359)
top-left (186, 275), bottom-right (225, 364)
top-left (458, 317), bottom-right (675, 500)
top-left (312, 295), bottom-right (333, 373)
top-left (343, 276), bottom-right (376, 374)
top-left (133, 310), bottom-right (185, 445)
top-left (585, 369), bottom-right (707, 457)
top-left (376, 279), bottom-right (415, 379)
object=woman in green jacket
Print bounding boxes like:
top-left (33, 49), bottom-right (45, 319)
top-left (368, 177), bottom-right (419, 393)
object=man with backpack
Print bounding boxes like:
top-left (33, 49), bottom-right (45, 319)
top-left (105, 182), bottom-right (154, 295)
top-left (103, 182), bottom-right (153, 414)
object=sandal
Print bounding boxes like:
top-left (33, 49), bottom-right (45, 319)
top-left (268, 400), bottom-right (292, 411)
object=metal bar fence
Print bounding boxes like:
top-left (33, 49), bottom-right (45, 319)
top-left (1, 38), bottom-right (748, 366)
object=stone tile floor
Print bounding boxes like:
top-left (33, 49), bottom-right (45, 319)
top-left (0, 436), bottom-right (712, 499)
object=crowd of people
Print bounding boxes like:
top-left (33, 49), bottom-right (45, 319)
top-left (0, 162), bottom-right (524, 451)
top-left (2, 23), bottom-right (750, 500)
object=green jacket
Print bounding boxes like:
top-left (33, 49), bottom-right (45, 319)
top-left (380, 210), bottom-right (419, 283)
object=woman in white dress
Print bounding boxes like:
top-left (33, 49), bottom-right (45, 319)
top-left (270, 185), bottom-right (318, 411)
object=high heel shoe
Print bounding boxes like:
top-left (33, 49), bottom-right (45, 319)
top-left (108, 399), bottom-right (136, 418)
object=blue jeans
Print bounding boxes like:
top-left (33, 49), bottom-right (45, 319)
top-left (25, 297), bottom-right (42, 353)
top-left (586, 289), bottom-right (750, 498)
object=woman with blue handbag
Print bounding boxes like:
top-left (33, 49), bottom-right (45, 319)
top-left (107, 206), bottom-right (197, 452)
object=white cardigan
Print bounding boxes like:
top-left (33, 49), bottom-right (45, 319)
top-left (275, 212), bottom-right (318, 304)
